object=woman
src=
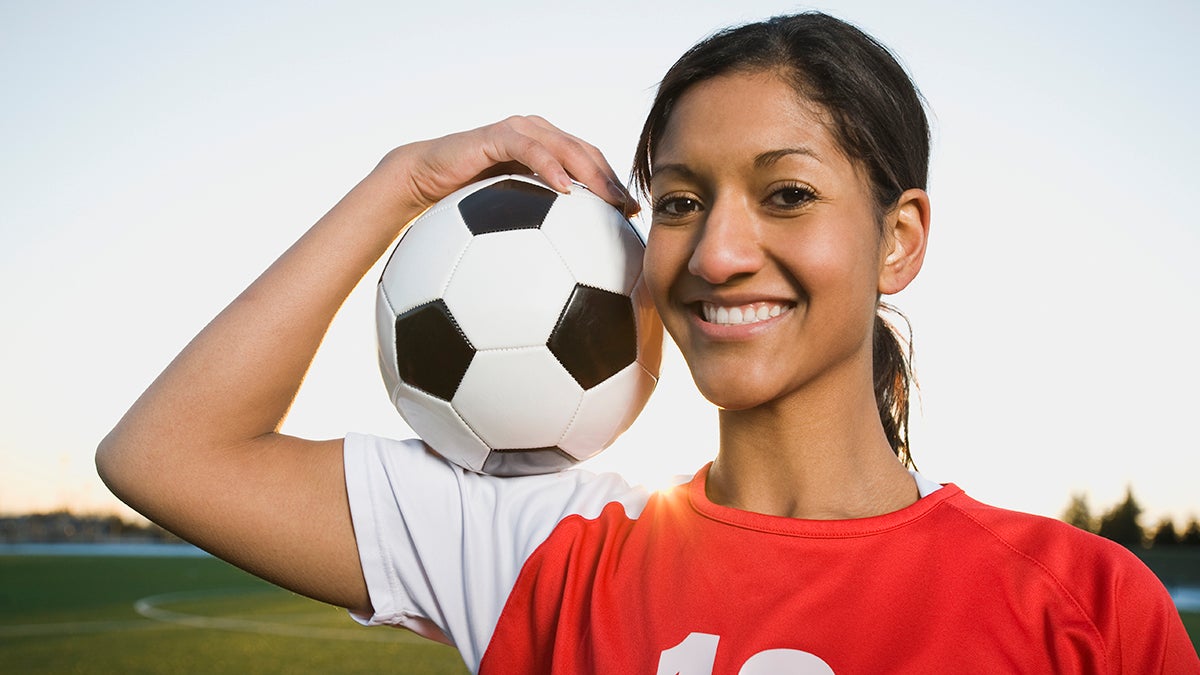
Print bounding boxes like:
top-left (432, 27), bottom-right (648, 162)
top-left (97, 11), bottom-right (1198, 673)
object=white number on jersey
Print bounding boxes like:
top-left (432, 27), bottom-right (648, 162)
top-left (657, 632), bottom-right (835, 675)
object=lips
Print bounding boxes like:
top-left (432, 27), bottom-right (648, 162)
top-left (700, 301), bottom-right (791, 326)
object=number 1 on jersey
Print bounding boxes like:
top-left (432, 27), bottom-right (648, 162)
top-left (657, 632), bottom-right (835, 675)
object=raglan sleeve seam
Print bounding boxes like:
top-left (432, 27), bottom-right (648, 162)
top-left (943, 501), bottom-right (1110, 667)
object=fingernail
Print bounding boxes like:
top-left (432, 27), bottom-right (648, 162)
top-left (608, 179), bottom-right (629, 204)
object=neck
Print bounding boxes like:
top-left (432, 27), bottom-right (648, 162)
top-left (705, 361), bottom-right (917, 520)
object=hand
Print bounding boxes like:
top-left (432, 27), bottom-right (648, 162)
top-left (380, 115), bottom-right (640, 217)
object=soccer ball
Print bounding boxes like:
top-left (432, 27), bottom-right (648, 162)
top-left (376, 174), bottom-right (663, 476)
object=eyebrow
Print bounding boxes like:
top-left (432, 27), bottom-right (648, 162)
top-left (648, 162), bottom-right (697, 183)
top-left (754, 147), bottom-right (821, 168)
top-left (651, 147), bottom-right (822, 181)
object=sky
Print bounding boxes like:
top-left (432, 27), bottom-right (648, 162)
top-left (1, 0), bottom-right (1197, 528)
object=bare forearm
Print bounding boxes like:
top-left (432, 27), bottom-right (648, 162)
top-left (100, 155), bottom-right (422, 460)
top-left (100, 118), bottom-right (637, 462)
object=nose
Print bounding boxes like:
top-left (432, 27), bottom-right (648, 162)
top-left (687, 198), bottom-right (764, 285)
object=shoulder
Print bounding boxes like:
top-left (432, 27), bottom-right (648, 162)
top-left (937, 488), bottom-right (1147, 576)
top-left (343, 431), bottom-right (653, 528)
top-left (342, 433), bottom-right (658, 670)
top-left (934, 487), bottom-right (1162, 599)
top-left (925, 488), bottom-right (1200, 670)
top-left (935, 487), bottom-right (1194, 666)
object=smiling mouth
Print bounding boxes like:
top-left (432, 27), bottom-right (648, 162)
top-left (699, 301), bottom-right (793, 326)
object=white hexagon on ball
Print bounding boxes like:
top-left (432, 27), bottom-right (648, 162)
top-left (443, 229), bottom-right (575, 351)
top-left (391, 379), bottom-right (491, 473)
top-left (452, 346), bottom-right (583, 450)
top-left (378, 206), bottom-right (475, 316)
top-left (541, 190), bottom-right (645, 295)
top-left (559, 361), bottom-right (659, 460)
top-left (375, 290), bottom-right (401, 398)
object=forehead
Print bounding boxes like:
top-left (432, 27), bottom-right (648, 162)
top-left (653, 70), bottom-right (846, 172)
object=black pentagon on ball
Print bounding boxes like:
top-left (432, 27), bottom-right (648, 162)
top-left (483, 446), bottom-right (577, 476)
top-left (458, 179), bottom-right (559, 235)
top-left (548, 284), bottom-right (638, 390)
top-left (394, 299), bottom-right (475, 401)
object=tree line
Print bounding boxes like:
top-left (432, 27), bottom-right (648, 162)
top-left (0, 511), bottom-right (181, 544)
top-left (1061, 486), bottom-right (1200, 549)
top-left (4, 495), bottom-right (1196, 548)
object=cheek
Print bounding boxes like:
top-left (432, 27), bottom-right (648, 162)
top-left (789, 225), bottom-right (882, 304)
top-left (642, 230), bottom-right (678, 305)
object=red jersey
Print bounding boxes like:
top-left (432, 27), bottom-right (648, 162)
top-left (344, 434), bottom-right (1199, 674)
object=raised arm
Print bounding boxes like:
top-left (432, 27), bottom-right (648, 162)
top-left (95, 116), bottom-right (637, 612)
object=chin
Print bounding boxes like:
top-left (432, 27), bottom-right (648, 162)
top-left (693, 379), bottom-right (776, 412)
top-left (682, 354), bottom-right (786, 412)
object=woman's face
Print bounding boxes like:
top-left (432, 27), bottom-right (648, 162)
top-left (643, 69), bottom-right (886, 411)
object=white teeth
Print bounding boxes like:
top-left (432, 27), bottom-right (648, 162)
top-left (701, 302), bottom-right (787, 326)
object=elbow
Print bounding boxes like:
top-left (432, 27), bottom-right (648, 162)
top-left (96, 425), bottom-right (198, 536)
top-left (95, 427), bottom-right (139, 506)
top-left (95, 431), bottom-right (122, 497)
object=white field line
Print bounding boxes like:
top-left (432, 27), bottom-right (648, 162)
top-left (0, 588), bottom-right (417, 643)
top-left (132, 588), bottom-right (413, 643)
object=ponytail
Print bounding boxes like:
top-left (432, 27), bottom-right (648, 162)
top-left (873, 303), bottom-right (915, 468)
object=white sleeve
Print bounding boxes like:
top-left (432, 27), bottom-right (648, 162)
top-left (342, 432), bottom-right (647, 671)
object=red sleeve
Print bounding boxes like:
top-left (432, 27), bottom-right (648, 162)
top-left (946, 495), bottom-right (1199, 673)
top-left (1108, 551), bottom-right (1199, 673)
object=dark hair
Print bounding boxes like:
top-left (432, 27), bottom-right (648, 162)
top-left (632, 12), bottom-right (928, 467)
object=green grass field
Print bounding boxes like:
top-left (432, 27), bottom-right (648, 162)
top-left (2, 551), bottom-right (1196, 672)
top-left (1137, 548), bottom-right (1200, 651)
top-left (0, 554), bottom-right (468, 674)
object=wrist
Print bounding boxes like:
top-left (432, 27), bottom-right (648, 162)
top-left (372, 142), bottom-right (439, 218)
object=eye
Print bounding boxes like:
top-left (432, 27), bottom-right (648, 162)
top-left (767, 185), bottom-right (817, 209)
top-left (652, 195), bottom-right (703, 218)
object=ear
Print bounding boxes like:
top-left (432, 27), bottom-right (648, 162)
top-left (878, 188), bottom-right (930, 295)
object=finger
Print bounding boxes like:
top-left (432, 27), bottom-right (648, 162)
top-left (480, 121), bottom-right (574, 190)
top-left (408, 117), bottom-right (639, 217)
top-left (522, 116), bottom-right (621, 185)
top-left (506, 117), bottom-right (639, 216)
top-left (466, 160), bottom-right (537, 186)
top-left (404, 124), bottom-right (568, 208)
